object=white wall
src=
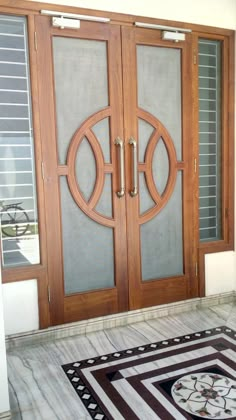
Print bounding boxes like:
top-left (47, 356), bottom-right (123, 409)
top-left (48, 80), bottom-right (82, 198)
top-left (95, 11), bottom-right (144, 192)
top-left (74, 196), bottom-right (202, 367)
top-left (32, 0), bottom-right (236, 30)
top-left (3, 280), bottom-right (39, 335)
top-left (205, 252), bottom-right (236, 295)
top-left (2, 0), bottom-right (236, 335)
top-left (0, 266), bottom-right (10, 416)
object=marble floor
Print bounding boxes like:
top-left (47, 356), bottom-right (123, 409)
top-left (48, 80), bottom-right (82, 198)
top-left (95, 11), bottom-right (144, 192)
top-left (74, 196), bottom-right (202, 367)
top-left (7, 303), bottom-right (236, 420)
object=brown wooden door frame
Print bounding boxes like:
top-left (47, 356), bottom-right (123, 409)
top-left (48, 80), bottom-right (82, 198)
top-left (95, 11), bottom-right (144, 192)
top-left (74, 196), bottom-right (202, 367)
top-left (122, 26), bottom-right (198, 310)
top-left (36, 16), bottom-right (199, 326)
top-left (35, 15), bottom-right (129, 325)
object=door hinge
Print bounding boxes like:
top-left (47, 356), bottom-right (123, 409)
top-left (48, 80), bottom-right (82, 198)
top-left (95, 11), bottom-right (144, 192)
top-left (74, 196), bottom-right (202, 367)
top-left (193, 49), bottom-right (197, 65)
top-left (195, 262), bottom-right (198, 277)
top-left (194, 158), bottom-right (197, 173)
top-left (41, 161), bottom-right (45, 180)
top-left (34, 31), bottom-right (38, 51)
top-left (47, 285), bottom-right (51, 303)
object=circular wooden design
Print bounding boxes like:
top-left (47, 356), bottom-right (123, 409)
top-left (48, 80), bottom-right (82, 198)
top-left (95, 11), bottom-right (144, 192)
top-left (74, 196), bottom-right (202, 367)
top-left (138, 108), bottom-right (178, 225)
top-left (66, 107), bottom-right (115, 228)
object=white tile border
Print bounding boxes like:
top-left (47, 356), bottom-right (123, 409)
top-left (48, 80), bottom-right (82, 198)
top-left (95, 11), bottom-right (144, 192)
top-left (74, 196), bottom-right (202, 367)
top-left (5, 292), bottom-right (235, 350)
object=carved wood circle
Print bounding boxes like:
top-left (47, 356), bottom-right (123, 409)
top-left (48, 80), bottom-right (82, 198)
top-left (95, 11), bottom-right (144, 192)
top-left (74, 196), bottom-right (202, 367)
top-left (66, 107), bottom-right (115, 227)
top-left (137, 108), bottom-right (178, 225)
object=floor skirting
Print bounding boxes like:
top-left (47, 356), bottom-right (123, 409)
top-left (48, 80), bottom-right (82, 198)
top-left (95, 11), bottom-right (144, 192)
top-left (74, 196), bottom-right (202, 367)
top-left (6, 291), bottom-right (235, 350)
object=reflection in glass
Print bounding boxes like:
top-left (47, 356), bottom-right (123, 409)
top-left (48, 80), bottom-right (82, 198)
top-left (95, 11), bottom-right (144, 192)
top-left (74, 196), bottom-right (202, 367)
top-left (198, 39), bottom-right (221, 241)
top-left (0, 15), bottom-right (40, 267)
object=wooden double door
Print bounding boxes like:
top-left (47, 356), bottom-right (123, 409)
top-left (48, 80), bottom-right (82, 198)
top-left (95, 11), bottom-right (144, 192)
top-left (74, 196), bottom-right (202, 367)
top-left (36, 16), bottom-right (198, 325)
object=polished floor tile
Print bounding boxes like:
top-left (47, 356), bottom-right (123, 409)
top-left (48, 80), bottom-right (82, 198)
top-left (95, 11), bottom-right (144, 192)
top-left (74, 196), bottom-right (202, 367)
top-left (7, 303), bottom-right (236, 419)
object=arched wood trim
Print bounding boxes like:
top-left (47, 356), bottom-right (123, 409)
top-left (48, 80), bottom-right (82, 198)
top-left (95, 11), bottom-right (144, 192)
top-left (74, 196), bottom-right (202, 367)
top-left (66, 108), bottom-right (115, 227)
top-left (137, 108), bottom-right (178, 224)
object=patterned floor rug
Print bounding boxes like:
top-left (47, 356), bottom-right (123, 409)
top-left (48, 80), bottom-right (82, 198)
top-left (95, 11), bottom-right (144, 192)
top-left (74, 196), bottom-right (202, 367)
top-left (62, 326), bottom-right (236, 420)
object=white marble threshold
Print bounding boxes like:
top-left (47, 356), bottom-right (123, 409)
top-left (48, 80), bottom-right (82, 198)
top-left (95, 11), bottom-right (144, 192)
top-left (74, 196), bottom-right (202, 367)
top-left (0, 411), bottom-right (11, 420)
top-left (6, 291), bottom-right (235, 350)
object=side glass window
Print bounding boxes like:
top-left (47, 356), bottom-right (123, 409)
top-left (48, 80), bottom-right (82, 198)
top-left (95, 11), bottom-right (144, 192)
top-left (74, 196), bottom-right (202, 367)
top-left (198, 38), bottom-right (222, 242)
top-left (0, 15), bottom-right (40, 267)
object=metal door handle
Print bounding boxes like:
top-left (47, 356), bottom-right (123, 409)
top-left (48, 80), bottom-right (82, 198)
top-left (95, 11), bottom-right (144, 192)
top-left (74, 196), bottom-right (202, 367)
top-left (115, 137), bottom-right (125, 198)
top-left (129, 137), bottom-right (138, 197)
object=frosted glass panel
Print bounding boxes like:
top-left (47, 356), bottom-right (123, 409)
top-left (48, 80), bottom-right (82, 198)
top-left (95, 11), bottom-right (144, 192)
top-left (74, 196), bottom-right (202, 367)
top-left (60, 178), bottom-right (114, 294)
top-left (141, 173), bottom-right (183, 280)
top-left (75, 138), bottom-right (96, 202)
top-left (138, 119), bottom-right (154, 162)
top-left (152, 138), bottom-right (169, 196)
top-left (137, 45), bottom-right (182, 160)
top-left (53, 37), bottom-right (108, 164)
top-left (92, 118), bottom-right (111, 163)
top-left (95, 174), bottom-right (113, 218)
top-left (139, 173), bottom-right (155, 214)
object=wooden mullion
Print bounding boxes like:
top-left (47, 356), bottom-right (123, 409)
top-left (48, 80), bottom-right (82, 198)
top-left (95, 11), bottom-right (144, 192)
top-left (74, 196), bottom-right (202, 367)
top-left (121, 26), bottom-right (141, 310)
top-left (35, 15), bottom-right (64, 326)
top-left (2, 265), bottom-right (46, 283)
top-left (197, 31), bottom-right (234, 297)
top-left (191, 33), bottom-right (201, 295)
top-left (227, 31), bottom-right (235, 249)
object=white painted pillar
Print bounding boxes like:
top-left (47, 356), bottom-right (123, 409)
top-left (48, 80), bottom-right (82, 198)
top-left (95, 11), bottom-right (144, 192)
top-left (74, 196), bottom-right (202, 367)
top-left (0, 263), bottom-right (10, 419)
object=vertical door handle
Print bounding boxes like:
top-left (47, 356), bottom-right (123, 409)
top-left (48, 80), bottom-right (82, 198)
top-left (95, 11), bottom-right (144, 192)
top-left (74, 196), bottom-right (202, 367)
top-left (115, 137), bottom-right (125, 198)
top-left (129, 137), bottom-right (138, 197)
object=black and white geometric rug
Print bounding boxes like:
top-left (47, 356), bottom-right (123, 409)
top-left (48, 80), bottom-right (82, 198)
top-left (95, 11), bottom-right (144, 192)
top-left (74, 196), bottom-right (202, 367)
top-left (62, 326), bottom-right (236, 419)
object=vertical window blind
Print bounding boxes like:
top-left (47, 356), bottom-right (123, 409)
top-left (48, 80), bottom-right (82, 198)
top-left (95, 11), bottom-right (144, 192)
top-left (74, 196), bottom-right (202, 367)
top-left (198, 39), bottom-right (222, 242)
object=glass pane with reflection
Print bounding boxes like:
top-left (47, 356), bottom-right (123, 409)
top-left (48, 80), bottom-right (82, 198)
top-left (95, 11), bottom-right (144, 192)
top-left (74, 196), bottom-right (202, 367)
top-left (0, 15), bottom-right (40, 267)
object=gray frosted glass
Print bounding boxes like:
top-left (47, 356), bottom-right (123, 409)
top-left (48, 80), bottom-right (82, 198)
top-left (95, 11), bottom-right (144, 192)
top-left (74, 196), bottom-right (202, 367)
top-left (0, 77), bottom-right (26, 90)
top-left (138, 119), bottom-right (154, 162)
top-left (95, 174), bottom-right (113, 218)
top-left (139, 172), bottom-right (155, 215)
top-left (0, 35), bottom-right (24, 49)
top-left (152, 137), bottom-right (169, 196)
top-left (141, 172), bottom-right (183, 280)
top-left (0, 91), bottom-right (27, 105)
top-left (1, 49), bottom-right (25, 63)
top-left (0, 62), bottom-right (26, 77)
top-left (53, 37), bottom-right (109, 164)
top-left (0, 105), bottom-right (28, 118)
top-left (0, 119), bottom-right (29, 132)
top-left (92, 118), bottom-right (111, 163)
top-left (60, 178), bottom-right (114, 294)
top-left (75, 138), bottom-right (96, 202)
top-left (0, 18), bottom-right (24, 35)
top-left (137, 45), bottom-right (182, 160)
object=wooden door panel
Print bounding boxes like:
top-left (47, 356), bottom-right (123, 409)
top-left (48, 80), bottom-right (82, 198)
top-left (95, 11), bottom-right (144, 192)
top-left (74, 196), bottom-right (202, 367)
top-left (36, 16), bottom-right (198, 326)
top-left (122, 26), bottom-right (198, 310)
top-left (35, 16), bottom-right (128, 324)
